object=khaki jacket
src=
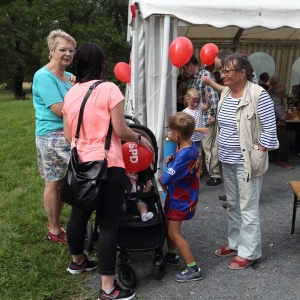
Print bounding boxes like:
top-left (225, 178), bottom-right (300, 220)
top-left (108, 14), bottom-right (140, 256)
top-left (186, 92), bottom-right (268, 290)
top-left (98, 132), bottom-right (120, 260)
top-left (209, 81), bottom-right (279, 181)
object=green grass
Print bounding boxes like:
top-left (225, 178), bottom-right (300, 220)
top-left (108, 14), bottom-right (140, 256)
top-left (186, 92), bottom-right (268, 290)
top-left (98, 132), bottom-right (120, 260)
top-left (0, 95), bottom-right (96, 299)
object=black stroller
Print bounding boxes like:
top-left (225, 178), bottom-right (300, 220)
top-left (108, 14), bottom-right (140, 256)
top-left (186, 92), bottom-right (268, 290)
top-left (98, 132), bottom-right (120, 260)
top-left (84, 115), bottom-right (166, 288)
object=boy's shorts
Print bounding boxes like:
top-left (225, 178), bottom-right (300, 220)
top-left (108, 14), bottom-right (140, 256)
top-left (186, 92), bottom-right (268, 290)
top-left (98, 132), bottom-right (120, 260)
top-left (36, 130), bottom-right (70, 182)
top-left (164, 195), bottom-right (196, 221)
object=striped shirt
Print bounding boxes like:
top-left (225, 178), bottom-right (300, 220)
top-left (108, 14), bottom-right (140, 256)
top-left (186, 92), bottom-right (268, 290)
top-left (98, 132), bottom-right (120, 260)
top-left (183, 106), bottom-right (205, 142)
top-left (218, 90), bottom-right (278, 164)
top-left (187, 68), bottom-right (219, 127)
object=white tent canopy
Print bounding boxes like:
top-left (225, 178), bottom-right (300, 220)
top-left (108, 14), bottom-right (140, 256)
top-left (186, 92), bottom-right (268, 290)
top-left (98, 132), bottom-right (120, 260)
top-left (126, 0), bottom-right (300, 179)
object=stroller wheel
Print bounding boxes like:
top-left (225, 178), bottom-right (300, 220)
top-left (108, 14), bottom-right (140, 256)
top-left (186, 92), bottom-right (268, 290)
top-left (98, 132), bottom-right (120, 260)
top-left (118, 263), bottom-right (139, 288)
top-left (84, 221), bottom-right (93, 252)
top-left (153, 257), bottom-right (166, 280)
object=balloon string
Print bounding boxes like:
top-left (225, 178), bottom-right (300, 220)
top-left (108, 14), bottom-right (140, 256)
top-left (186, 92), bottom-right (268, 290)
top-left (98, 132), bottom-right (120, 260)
top-left (133, 67), bottom-right (176, 118)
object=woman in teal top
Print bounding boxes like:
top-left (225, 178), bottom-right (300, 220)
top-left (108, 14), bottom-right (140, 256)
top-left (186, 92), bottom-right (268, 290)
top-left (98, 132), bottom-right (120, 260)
top-left (32, 29), bottom-right (76, 245)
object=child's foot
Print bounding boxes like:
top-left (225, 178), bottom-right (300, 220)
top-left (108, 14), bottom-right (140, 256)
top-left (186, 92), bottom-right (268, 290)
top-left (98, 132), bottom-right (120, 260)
top-left (174, 267), bottom-right (202, 282)
top-left (141, 212), bottom-right (153, 222)
top-left (165, 252), bottom-right (180, 265)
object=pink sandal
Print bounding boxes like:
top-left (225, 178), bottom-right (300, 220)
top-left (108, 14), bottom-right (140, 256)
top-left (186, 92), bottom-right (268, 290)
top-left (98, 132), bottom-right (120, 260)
top-left (228, 257), bottom-right (254, 270)
top-left (215, 246), bottom-right (237, 257)
top-left (47, 231), bottom-right (68, 245)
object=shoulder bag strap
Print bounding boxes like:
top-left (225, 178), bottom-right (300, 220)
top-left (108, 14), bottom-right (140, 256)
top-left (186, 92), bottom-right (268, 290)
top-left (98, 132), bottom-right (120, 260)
top-left (74, 80), bottom-right (112, 152)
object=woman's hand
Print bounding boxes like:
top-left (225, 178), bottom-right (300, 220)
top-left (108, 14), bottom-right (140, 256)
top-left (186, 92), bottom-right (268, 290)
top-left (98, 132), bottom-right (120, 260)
top-left (140, 136), bottom-right (154, 153)
top-left (257, 144), bottom-right (267, 152)
top-left (69, 76), bottom-right (76, 86)
top-left (201, 75), bottom-right (213, 87)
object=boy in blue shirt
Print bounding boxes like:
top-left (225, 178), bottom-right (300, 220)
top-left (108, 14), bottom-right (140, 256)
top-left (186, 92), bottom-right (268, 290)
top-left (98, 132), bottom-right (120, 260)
top-left (159, 112), bottom-right (202, 282)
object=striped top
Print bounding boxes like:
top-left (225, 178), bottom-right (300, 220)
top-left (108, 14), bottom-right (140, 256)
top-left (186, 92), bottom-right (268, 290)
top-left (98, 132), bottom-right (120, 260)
top-left (218, 90), bottom-right (277, 164)
top-left (183, 106), bottom-right (205, 142)
top-left (187, 68), bottom-right (219, 127)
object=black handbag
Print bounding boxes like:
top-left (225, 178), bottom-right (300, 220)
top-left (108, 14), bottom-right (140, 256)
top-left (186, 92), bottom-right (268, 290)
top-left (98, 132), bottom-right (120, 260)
top-left (60, 81), bottom-right (112, 211)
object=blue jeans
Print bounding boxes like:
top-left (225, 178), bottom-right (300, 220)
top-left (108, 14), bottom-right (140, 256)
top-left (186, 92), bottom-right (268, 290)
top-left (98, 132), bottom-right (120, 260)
top-left (194, 140), bottom-right (202, 156)
top-left (222, 163), bottom-right (263, 260)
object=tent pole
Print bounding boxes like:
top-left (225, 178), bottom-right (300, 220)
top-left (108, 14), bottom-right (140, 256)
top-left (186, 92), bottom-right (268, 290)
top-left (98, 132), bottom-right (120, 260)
top-left (156, 15), bottom-right (171, 172)
top-left (132, 3), bottom-right (139, 118)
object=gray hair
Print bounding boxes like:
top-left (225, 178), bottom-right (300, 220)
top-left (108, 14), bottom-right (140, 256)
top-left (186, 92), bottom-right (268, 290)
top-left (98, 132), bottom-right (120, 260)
top-left (47, 29), bottom-right (76, 60)
top-left (222, 53), bottom-right (254, 82)
top-left (272, 84), bottom-right (285, 96)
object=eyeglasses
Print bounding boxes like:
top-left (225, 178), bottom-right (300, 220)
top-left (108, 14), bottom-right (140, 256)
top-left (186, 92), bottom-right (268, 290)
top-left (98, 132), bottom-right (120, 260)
top-left (221, 69), bottom-right (236, 76)
top-left (55, 47), bottom-right (76, 54)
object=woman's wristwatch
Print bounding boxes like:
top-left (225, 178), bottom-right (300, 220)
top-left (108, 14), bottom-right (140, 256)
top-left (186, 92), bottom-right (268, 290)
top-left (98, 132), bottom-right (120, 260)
top-left (136, 133), bottom-right (141, 143)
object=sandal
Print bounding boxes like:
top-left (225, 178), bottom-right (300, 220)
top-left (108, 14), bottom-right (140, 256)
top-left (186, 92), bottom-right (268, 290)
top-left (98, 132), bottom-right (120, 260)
top-left (228, 257), bottom-right (253, 270)
top-left (47, 231), bottom-right (68, 245)
top-left (215, 246), bottom-right (237, 257)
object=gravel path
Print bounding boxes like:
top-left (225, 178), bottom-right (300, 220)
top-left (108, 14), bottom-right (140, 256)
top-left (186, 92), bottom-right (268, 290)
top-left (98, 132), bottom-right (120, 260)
top-left (84, 151), bottom-right (300, 300)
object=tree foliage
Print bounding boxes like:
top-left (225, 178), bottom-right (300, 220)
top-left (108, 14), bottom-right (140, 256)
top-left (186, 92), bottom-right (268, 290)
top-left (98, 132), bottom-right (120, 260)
top-left (0, 0), bottom-right (130, 97)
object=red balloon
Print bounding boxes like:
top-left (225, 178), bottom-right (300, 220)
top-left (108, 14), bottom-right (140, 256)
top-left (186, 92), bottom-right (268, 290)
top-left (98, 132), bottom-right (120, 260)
top-left (169, 37), bottom-right (194, 67)
top-left (122, 142), bottom-right (153, 172)
top-left (200, 43), bottom-right (219, 65)
top-left (114, 62), bottom-right (131, 83)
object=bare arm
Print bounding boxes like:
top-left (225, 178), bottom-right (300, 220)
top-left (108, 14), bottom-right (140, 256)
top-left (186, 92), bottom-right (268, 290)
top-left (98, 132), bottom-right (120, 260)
top-left (63, 115), bottom-right (72, 143)
top-left (201, 75), bottom-right (225, 94)
top-left (202, 93), bottom-right (211, 111)
top-left (110, 102), bottom-right (153, 152)
top-left (195, 127), bottom-right (209, 134)
top-left (50, 102), bottom-right (64, 118)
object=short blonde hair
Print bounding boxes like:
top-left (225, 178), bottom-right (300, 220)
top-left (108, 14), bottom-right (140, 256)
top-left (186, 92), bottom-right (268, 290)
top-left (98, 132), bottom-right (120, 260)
top-left (47, 29), bottom-right (76, 60)
top-left (168, 112), bottom-right (195, 140)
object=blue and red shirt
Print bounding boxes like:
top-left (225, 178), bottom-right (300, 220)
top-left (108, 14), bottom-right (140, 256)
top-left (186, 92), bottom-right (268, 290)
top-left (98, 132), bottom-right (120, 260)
top-left (161, 143), bottom-right (200, 221)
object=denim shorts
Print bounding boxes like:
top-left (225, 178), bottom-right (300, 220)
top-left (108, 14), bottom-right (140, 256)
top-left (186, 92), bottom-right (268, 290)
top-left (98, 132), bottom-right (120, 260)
top-left (36, 130), bottom-right (70, 182)
top-left (194, 140), bottom-right (202, 156)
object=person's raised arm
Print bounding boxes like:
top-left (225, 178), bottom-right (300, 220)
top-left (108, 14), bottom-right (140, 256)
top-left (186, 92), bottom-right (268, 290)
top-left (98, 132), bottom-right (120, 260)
top-left (202, 92), bottom-right (212, 111)
top-left (110, 101), bottom-right (153, 152)
top-left (201, 75), bottom-right (225, 94)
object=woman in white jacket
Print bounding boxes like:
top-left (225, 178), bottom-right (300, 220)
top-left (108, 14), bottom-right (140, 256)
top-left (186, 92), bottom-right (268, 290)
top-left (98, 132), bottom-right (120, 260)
top-left (210, 53), bottom-right (278, 270)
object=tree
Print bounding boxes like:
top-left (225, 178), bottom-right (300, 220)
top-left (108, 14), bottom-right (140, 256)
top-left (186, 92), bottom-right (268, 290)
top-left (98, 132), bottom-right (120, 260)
top-left (0, 0), bottom-right (131, 97)
top-left (0, 0), bottom-right (39, 97)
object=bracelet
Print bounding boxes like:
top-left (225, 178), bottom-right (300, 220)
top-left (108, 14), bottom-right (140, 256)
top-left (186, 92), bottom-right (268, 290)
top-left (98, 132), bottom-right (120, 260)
top-left (136, 133), bottom-right (141, 143)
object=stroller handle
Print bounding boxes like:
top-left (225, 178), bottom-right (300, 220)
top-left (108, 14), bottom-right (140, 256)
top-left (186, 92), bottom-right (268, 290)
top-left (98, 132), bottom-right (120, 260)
top-left (125, 115), bottom-right (141, 125)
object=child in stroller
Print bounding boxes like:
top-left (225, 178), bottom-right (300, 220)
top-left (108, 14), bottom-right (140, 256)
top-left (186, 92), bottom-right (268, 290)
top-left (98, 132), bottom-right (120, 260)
top-left (123, 170), bottom-right (154, 222)
top-left (84, 117), bottom-right (166, 288)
